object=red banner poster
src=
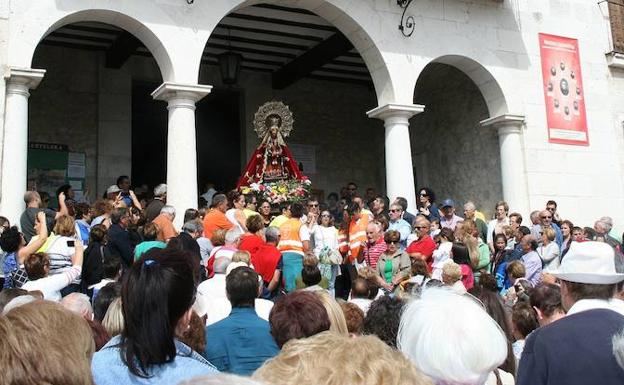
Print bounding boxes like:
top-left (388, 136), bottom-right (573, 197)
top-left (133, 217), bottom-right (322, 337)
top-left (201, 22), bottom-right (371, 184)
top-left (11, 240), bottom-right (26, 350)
top-left (538, 33), bottom-right (589, 146)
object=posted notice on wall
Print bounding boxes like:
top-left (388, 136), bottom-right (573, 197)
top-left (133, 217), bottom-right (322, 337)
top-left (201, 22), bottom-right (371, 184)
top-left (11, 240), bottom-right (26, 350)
top-left (538, 33), bottom-right (589, 146)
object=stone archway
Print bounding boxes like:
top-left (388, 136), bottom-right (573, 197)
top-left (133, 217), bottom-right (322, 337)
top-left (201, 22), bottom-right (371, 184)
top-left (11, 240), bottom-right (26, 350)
top-left (411, 55), bottom-right (528, 217)
top-left (0, 4), bottom-right (179, 222)
top-left (198, 0), bottom-right (396, 105)
top-left (12, 8), bottom-right (174, 82)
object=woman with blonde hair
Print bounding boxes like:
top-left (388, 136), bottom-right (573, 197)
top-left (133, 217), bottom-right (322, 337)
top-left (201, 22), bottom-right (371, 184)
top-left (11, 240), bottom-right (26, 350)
top-left (41, 215), bottom-right (80, 281)
top-left (254, 331), bottom-right (432, 385)
top-left (0, 300), bottom-right (95, 384)
top-left (102, 297), bottom-right (124, 337)
top-left (313, 290), bottom-right (349, 335)
top-left (537, 227), bottom-right (560, 271)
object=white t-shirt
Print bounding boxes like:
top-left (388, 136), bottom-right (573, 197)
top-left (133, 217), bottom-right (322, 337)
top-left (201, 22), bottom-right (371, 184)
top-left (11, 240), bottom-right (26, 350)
top-left (431, 241), bottom-right (453, 280)
top-left (197, 274), bottom-right (227, 300)
top-left (313, 226), bottom-right (338, 255)
top-left (349, 298), bottom-right (372, 315)
top-left (22, 265), bottom-right (81, 302)
top-left (204, 298), bottom-right (273, 326)
top-left (225, 209), bottom-right (244, 233)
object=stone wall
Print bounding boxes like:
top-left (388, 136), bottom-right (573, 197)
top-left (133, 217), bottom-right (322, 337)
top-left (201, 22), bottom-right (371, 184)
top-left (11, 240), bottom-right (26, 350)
top-left (29, 45), bottom-right (99, 199)
top-left (411, 63), bottom-right (502, 218)
top-left (26, 45), bottom-right (384, 202)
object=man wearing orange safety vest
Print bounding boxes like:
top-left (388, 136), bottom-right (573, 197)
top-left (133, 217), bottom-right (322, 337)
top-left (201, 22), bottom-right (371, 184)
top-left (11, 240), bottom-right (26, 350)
top-left (335, 202), bottom-right (369, 300)
top-left (277, 202), bottom-right (310, 292)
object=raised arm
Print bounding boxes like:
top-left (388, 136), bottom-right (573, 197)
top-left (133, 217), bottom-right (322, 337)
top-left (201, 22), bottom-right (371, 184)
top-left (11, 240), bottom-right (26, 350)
top-left (71, 239), bottom-right (84, 267)
top-left (129, 190), bottom-right (142, 210)
top-left (235, 209), bottom-right (248, 232)
top-left (18, 211), bottom-right (49, 262)
top-left (55, 192), bottom-right (68, 218)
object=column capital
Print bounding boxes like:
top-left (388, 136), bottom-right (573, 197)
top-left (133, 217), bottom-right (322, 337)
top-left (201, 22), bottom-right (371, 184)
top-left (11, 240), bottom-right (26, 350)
top-left (366, 103), bottom-right (425, 121)
top-left (480, 114), bottom-right (525, 134)
top-left (151, 82), bottom-right (212, 105)
top-left (4, 67), bottom-right (46, 89)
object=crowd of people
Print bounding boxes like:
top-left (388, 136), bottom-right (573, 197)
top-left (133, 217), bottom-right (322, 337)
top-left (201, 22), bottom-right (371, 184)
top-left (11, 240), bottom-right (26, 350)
top-left (1, 176), bottom-right (624, 385)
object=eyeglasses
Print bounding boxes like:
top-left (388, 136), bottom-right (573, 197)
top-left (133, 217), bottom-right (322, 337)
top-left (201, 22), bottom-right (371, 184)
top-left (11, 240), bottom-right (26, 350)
top-left (414, 226), bottom-right (428, 230)
top-left (389, 209), bottom-right (401, 213)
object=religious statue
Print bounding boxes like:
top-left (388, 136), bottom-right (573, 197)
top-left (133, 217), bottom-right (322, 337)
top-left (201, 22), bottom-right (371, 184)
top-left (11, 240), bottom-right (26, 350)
top-left (237, 101), bottom-right (305, 188)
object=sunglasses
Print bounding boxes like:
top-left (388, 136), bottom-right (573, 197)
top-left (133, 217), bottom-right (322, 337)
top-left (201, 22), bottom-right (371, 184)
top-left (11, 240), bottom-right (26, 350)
top-left (419, 193), bottom-right (428, 197)
top-left (389, 209), bottom-right (401, 213)
top-left (387, 240), bottom-right (400, 245)
top-left (541, 216), bottom-right (552, 219)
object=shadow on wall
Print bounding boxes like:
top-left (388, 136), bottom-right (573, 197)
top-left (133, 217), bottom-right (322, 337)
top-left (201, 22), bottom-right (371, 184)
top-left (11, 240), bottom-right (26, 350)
top-left (410, 63), bottom-right (503, 218)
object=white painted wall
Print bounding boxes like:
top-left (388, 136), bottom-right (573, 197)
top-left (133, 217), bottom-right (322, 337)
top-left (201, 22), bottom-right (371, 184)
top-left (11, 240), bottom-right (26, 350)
top-left (1, 0), bottom-right (623, 227)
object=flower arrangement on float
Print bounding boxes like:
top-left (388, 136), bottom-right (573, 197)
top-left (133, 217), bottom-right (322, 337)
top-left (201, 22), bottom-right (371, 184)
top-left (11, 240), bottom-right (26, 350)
top-left (240, 177), bottom-right (312, 204)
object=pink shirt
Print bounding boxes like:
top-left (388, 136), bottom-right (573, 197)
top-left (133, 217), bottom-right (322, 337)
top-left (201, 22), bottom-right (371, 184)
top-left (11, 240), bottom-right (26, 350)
top-left (440, 214), bottom-right (464, 231)
top-left (363, 238), bottom-right (387, 269)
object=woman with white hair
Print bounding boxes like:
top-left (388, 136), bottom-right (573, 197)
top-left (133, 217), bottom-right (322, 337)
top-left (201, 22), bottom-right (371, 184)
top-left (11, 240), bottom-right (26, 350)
top-left (398, 288), bottom-right (514, 385)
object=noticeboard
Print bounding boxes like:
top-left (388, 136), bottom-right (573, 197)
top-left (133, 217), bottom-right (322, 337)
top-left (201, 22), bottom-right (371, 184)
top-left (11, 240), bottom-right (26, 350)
top-left (27, 142), bottom-right (86, 208)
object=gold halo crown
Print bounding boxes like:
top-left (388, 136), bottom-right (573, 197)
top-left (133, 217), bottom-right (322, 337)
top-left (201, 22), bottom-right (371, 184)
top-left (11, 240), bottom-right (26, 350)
top-left (253, 101), bottom-right (294, 139)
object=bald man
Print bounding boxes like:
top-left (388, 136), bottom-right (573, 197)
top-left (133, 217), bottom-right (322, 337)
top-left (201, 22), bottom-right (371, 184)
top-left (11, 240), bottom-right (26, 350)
top-left (406, 216), bottom-right (436, 271)
top-left (357, 222), bottom-right (386, 270)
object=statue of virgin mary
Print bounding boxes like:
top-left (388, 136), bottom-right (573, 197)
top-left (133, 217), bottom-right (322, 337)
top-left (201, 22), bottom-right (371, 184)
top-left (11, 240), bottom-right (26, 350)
top-left (236, 101), bottom-right (304, 188)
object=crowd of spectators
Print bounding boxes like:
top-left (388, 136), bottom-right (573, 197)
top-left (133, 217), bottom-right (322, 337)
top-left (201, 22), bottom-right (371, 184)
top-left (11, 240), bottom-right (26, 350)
top-left (0, 178), bottom-right (623, 384)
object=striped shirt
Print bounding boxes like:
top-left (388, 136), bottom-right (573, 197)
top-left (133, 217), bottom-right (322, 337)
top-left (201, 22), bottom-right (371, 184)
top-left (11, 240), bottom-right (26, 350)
top-left (363, 238), bottom-right (387, 270)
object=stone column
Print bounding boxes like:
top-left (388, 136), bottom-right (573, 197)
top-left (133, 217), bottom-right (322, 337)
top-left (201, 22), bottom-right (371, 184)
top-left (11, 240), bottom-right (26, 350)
top-left (367, 103), bottom-right (424, 213)
top-left (0, 68), bottom-right (45, 224)
top-left (152, 82), bottom-right (212, 228)
top-left (481, 114), bottom-right (529, 216)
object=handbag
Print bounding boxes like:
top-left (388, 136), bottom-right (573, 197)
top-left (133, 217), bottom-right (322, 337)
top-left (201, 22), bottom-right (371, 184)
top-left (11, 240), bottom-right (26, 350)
top-left (317, 227), bottom-right (342, 265)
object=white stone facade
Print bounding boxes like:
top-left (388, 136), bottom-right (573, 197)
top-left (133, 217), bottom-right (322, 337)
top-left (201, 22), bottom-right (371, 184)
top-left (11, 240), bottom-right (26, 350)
top-left (0, 0), bottom-right (622, 228)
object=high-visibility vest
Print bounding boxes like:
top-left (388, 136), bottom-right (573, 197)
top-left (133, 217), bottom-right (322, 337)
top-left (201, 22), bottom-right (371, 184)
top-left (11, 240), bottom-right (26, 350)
top-left (338, 229), bottom-right (349, 257)
top-left (278, 218), bottom-right (304, 254)
top-left (348, 215), bottom-right (369, 262)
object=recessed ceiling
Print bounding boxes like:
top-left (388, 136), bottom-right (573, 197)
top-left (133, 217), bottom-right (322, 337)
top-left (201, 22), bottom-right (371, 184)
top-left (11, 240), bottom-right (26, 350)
top-left (40, 4), bottom-right (373, 87)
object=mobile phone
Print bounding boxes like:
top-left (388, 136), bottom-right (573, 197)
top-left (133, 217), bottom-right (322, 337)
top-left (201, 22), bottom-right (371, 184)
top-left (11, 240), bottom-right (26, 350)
top-left (67, 240), bottom-right (75, 247)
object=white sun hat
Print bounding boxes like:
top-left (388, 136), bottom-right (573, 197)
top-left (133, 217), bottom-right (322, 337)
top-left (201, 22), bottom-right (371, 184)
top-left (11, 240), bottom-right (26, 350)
top-left (550, 241), bottom-right (624, 284)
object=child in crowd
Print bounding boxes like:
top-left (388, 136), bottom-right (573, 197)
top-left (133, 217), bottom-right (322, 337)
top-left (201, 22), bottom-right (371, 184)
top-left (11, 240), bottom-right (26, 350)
top-left (503, 225), bottom-right (515, 250)
top-left (431, 228), bottom-right (454, 280)
top-left (441, 261), bottom-right (466, 294)
top-left (430, 219), bottom-right (441, 237)
top-left (511, 301), bottom-right (539, 366)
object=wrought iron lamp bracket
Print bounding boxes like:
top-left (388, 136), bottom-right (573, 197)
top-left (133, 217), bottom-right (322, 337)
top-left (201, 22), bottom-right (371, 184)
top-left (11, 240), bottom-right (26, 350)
top-left (397, 0), bottom-right (415, 37)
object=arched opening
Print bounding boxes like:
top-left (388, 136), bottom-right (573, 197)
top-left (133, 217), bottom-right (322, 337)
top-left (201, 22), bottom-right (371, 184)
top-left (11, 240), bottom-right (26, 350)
top-left (29, 20), bottom-right (165, 204)
top-left (196, 3), bottom-right (384, 198)
top-left (411, 59), bottom-right (505, 217)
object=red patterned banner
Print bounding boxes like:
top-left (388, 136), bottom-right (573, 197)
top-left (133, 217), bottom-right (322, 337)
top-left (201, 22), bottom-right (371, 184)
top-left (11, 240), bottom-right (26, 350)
top-left (539, 33), bottom-right (589, 146)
